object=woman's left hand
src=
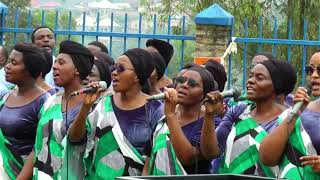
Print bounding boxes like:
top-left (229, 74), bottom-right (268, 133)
top-left (300, 155), bottom-right (320, 173)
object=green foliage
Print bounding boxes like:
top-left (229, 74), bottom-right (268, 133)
top-left (167, 40), bottom-right (195, 77)
top-left (140, 0), bottom-right (320, 87)
top-left (0, 0), bottom-right (30, 50)
top-left (1, 0), bottom-right (319, 86)
top-left (0, 0), bottom-right (29, 9)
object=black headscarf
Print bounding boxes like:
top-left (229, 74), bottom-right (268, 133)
top-left (94, 60), bottom-right (111, 88)
top-left (278, 61), bottom-right (297, 95)
top-left (59, 40), bottom-right (94, 80)
top-left (146, 39), bottom-right (174, 66)
top-left (150, 51), bottom-right (166, 80)
top-left (88, 41), bottom-right (108, 54)
top-left (260, 60), bottom-right (296, 95)
top-left (187, 65), bottom-right (218, 98)
top-left (123, 48), bottom-right (155, 88)
top-left (204, 60), bottom-right (227, 92)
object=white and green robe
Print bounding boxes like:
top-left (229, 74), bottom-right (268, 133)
top-left (277, 115), bottom-right (320, 179)
top-left (219, 105), bottom-right (285, 177)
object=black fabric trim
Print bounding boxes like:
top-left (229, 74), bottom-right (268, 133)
top-left (285, 143), bottom-right (304, 167)
top-left (243, 165), bottom-right (256, 175)
top-left (234, 117), bottom-right (243, 125)
top-left (96, 126), bottom-right (112, 138)
top-left (122, 149), bottom-right (144, 176)
top-left (234, 128), bottom-right (259, 142)
top-left (34, 120), bottom-right (54, 176)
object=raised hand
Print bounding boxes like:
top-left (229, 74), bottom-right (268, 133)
top-left (164, 87), bottom-right (178, 116)
top-left (293, 87), bottom-right (310, 113)
top-left (83, 81), bottom-right (104, 108)
top-left (203, 91), bottom-right (224, 116)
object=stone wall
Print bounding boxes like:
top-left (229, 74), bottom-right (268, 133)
top-left (194, 24), bottom-right (231, 58)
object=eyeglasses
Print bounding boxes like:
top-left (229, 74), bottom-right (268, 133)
top-left (305, 65), bottom-right (320, 76)
top-left (173, 76), bottom-right (199, 88)
top-left (113, 64), bottom-right (134, 73)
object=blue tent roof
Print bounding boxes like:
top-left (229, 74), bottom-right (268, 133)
top-left (0, 2), bottom-right (8, 15)
top-left (195, 4), bottom-right (234, 26)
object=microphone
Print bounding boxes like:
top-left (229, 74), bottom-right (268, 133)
top-left (221, 87), bottom-right (241, 99)
top-left (203, 87), bottom-right (241, 103)
top-left (147, 93), bottom-right (166, 101)
top-left (147, 87), bottom-right (242, 101)
top-left (288, 87), bottom-right (311, 123)
top-left (71, 81), bottom-right (108, 96)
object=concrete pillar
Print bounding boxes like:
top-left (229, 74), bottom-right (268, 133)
top-left (194, 4), bottom-right (234, 67)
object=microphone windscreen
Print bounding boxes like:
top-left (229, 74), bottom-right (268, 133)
top-left (98, 81), bottom-right (108, 91)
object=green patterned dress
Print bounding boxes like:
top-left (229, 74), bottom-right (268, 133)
top-left (219, 105), bottom-right (286, 177)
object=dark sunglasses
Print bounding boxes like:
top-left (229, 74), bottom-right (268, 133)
top-left (173, 76), bottom-right (199, 88)
top-left (113, 64), bottom-right (134, 73)
top-left (305, 65), bottom-right (320, 76)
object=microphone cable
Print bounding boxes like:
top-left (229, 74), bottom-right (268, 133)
top-left (193, 100), bottom-right (208, 174)
top-left (282, 87), bottom-right (311, 180)
top-left (64, 89), bottom-right (107, 179)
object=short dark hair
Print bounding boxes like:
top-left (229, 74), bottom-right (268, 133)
top-left (150, 51), bottom-right (166, 80)
top-left (14, 42), bottom-right (46, 79)
top-left (88, 41), bottom-right (108, 54)
top-left (94, 60), bottom-right (111, 88)
top-left (146, 39), bottom-right (174, 67)
top-left (31, 26), bottom-right (54, 43)
top-left (39, 48), bottom-right (53, 78)
top-left (93, 52), bottom-right (114, 65)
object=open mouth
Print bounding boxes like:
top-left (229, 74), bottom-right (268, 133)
top-left (311, 81), bottom-right (320, 86)
top-left (246, 86), bottom-right (255, 93)
top-left (177, 90), bottom-right (188, 97)
top-left (41, 45), bottom-right (52, 52)
top-left (311, 81), bottom-right (320, 90)
top-left (53, 72), bottom-right (59, 78)
top-left (4, 69), bottom-right (10, 76)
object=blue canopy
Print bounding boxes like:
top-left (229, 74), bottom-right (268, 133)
top-left (195, 4), bottom-right (234, 26)
top-left (0, 2), bottom-right (8, 15)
